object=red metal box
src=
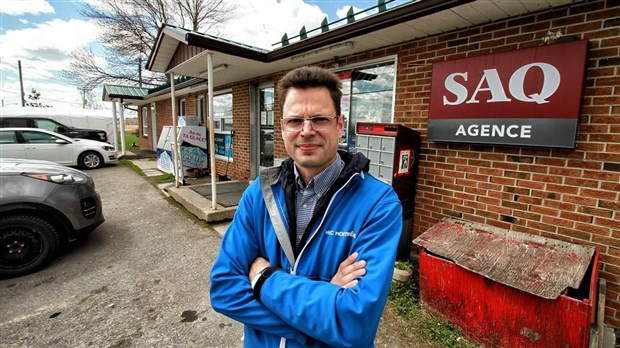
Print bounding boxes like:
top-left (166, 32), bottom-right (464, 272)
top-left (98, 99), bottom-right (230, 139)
top-left (415, 218), bottom-right (600, 348)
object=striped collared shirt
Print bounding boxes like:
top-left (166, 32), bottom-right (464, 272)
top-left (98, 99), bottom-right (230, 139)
top-left (294, 154), bottom-right (345, 248)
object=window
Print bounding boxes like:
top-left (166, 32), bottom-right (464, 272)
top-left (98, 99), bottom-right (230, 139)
top-left (34, 119), bottom-right (66, 133)
top-left (142, 107), bottom-right (149, 136)
top-left (1, 118), bottom-right (29, 127)
top-left (338, 61), bottom-right (396, 150)
top-left (197, 95), bottom-right (205, 125)
top-left (213, 93), bottom-right (233, 131)
top-left (0, 130), bottom-right (17, 144)
top-left (21, 130), bottom-right (61, 143)
top-left (179, 99), bottom-right (187, 116)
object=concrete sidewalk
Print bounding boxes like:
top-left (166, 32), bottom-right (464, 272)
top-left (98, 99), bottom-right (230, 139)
top-left (127, 157), bottom-right (233, 237)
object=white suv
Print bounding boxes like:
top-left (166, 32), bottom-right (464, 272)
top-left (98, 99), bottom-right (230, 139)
top-left (0, 128), bottom-right (117, 169)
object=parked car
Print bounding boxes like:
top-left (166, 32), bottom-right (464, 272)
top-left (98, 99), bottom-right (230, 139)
top-left (0, 158), bottom-right (105, 278)
top-left (0, 116), bottom-right (108, 142)
top-left (0, 128), bottom-right (117, 169)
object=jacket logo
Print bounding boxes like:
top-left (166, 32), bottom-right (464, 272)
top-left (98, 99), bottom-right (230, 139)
top-left (325, 230), bottom-right (357, 238)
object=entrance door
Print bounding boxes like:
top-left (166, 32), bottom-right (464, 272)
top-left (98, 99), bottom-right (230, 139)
top-left (258, 85), bottom-right (274, 171)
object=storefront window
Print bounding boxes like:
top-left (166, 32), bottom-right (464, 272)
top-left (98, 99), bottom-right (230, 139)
top-left (338, 61), bottom-right (395, 151)
top-left (212, 92), bottom-right (234, 160)
top-left (213, 93), bottom-right (233, 131)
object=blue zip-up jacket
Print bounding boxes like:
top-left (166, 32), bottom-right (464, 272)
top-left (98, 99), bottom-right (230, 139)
top-left (210, 151), bottom-right (403, 347)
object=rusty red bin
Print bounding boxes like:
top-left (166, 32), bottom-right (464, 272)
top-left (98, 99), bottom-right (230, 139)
top-left (414, 218), bottom-right (600, 348)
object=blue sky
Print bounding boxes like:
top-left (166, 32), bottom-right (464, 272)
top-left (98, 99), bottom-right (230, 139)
top-left (0, 0), bottom-right (408, 109)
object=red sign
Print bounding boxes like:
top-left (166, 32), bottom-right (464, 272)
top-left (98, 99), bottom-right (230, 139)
top-left (427, 40), bottom-right (588, 148)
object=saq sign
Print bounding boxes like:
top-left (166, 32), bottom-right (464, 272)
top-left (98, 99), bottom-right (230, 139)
top-left (428, 40), bottom-right (588, 148)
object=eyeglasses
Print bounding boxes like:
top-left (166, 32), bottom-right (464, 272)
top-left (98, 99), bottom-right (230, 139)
top-left (281, 115), bottom-right (339, 132)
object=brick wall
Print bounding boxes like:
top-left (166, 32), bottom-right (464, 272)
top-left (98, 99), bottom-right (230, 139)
top-left (382, 0), bottom-right (620, 326)
top-left (139, 100), bottom-right (174, 150)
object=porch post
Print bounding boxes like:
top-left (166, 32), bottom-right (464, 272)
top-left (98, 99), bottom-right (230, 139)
top-left (111, 101), bottom-right (118, 151)
top-left (207, 51), bottom-right (218, 210)
top-left (119, 100), bottom-right (126, 158)
top-left (170, 74), bottom-right (180, 188)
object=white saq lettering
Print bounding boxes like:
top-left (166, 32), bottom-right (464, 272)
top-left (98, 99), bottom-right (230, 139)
top-left (443, 63), bottom-right (561, 105)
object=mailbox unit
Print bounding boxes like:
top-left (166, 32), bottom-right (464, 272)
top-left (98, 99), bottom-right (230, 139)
top-left (355, 123), bottom-right (420, 259)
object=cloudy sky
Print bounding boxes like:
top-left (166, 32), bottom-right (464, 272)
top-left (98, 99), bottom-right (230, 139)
top-left (0, 0), bottom-right (409, 110)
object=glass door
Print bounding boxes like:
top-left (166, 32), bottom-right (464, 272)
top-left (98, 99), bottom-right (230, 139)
top-left (259, 86), bottom-right (274, 170)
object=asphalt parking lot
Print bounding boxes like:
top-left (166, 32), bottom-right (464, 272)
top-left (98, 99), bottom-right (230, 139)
top-left (0, 163), bottom-right (244, 347)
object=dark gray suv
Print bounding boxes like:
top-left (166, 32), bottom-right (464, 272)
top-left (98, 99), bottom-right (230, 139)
top-left (0, 116), bottom-right (108, 142)
top-left (0, 158), bottom-right (105, 278)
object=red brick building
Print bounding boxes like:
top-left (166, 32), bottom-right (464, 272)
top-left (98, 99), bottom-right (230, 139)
top-left (109, 0), bottom-right (619, 326)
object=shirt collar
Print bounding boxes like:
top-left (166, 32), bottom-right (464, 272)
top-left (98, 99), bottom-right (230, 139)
top-left (294, 153), bottom-right (344, 196)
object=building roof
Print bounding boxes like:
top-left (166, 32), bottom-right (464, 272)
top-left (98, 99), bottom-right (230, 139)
top-left (102, 84), bottom-right (150, 101)
top-left (145, 0), bottom-right (578, 88)
top-left (108, 0), bottom-right (578, 105)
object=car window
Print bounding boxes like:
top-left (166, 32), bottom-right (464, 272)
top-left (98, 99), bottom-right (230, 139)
top-left (0, 130), bottom-right (18, 144)
top-left (34, 119), bottom-right (63, 132)
top-left (1, 118), bottom-right (29, 127)
top-left (21, 130), bottom-right (61, 144)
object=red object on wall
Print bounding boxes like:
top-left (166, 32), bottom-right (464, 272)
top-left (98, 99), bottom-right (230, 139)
top-left (416, 219), bottom-right (600, 348)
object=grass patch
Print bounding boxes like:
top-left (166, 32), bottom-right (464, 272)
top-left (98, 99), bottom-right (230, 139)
top-left (118, 129), bottom-right (140, 152)
top-left (119, 159), bottom-right (142, 174)
top-left (387, 261), bottom-right (479, 348)
top-left (119, 158), bottom-right (174, 184)
top-left (155, 173), bottom-right (175, 184)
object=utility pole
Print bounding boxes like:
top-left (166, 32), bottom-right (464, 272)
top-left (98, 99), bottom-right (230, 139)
top-left (79, 87), bottom-right (88, 108)
top-left (18, 60), bottom-right (25, 107)
top-left (138, 56), bottom-right (142, 88)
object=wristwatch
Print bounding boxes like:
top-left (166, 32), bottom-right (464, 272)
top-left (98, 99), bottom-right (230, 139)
top-left (251, 268), bottom-right (267, 289)
top-left (252, 266), bottom-right (281, 303)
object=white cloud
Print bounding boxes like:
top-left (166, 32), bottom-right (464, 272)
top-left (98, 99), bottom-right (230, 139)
top-left (1, 18), bottom-right (99, 78)
top-left (0, 17), bottom-right (100, 107)
top-left (222, 0), bottom-right (328, 50)
top-left (0, 0), bottom-right (55, 15)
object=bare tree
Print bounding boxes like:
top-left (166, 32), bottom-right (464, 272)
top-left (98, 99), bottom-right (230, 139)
top-left (62, 0), bottom-right (235, 89)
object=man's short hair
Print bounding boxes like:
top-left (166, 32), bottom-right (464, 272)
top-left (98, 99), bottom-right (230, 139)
top-left (277, 66), bottom-right (342, 116)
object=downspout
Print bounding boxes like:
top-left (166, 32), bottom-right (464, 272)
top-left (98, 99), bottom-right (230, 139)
top-left (207, 52), bottom-right (218, 210)
top-left (170, 74), bottom-right (180, 188)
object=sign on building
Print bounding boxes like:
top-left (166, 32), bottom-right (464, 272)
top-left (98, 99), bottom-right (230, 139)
top-left (428, 40), bottom-right (588, 148)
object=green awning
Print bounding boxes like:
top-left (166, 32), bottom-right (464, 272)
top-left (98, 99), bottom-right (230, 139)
top-left (102, 84), bottom-right (150, 101)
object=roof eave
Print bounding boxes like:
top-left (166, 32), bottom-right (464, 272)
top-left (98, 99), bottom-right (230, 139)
top-left (266, 0), bottom-right (475, 61)
top-left (163, 0), bottom-right (473, 66)
top-left (186, 33), bottom-right (268, 62)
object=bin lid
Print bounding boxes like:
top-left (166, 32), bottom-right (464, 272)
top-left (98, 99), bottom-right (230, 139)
top-left (413, 218), bottom-right (596, 299)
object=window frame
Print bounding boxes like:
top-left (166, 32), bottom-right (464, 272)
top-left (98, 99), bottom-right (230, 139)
top-left (142, 106), bottom-right (149, 137)
top-left (335, 55), bottom-right (398, 151)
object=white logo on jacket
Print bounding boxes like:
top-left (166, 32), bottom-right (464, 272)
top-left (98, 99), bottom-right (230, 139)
top-left (325, 230), bottom-right (357, 238)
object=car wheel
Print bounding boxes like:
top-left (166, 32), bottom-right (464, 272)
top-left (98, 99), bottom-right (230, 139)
top-left (0, 215), bottom-right (60, 278)
top-left (79, 151), bottom-right (104, 169)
